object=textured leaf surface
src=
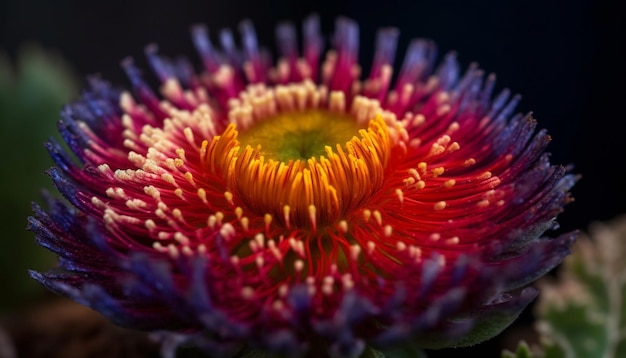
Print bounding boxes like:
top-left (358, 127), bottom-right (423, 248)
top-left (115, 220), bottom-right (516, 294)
top-left (502, 340), bottom-right (566, 358)
top-left (502, 341), bottom-right (536, 358)
top-left (534, 215), bottom-right (626, 358)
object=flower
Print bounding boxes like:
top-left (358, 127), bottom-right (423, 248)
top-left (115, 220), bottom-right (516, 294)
top-left (29, 15), bottom-right (577, 357)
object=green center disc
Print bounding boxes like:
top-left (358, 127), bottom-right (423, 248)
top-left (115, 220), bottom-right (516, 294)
top-left (237, 110), bottom-right (361, 162)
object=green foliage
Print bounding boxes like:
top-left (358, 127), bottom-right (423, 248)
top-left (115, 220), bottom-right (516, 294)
top-left (505, 216), bottom-right (626, 358)
top-left (0, 45), bottom-right (78, 311)
top-left (502, 341), bottom-right (537, 358)
top-left (501, 340), bottom-right (567, 358)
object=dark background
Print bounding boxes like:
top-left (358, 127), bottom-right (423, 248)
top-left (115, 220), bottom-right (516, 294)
top-left (1, 0), bottom-right (624, 356)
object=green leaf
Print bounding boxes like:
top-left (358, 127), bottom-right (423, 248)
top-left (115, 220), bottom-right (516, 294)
top-left (0, 44), bottom-right (79, 312)
top-left (533, 216), bottom-right (626, 358)
top-left (501, 340), bottom-right (566, 358)
top-left (502, 341), bottom-right (535, 358)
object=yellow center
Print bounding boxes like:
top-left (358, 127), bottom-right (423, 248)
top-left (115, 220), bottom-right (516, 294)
top-left (237, 110), bottom-right (361, 162)
top-left (202, 104), bottom-right (391, 230)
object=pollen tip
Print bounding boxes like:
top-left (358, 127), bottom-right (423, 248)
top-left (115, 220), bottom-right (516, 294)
top-left (350, 244), bottom-right (361, 260)
top-left (207, 215), bottom-right (217, 229)
top-left (322, 278), bottom-right (334, 295)
top-left (241, 286), bottom-right (255, 300)
top-left (308, 204), bottom-right (317, 229)
top-left (395, 188), bottom-right (404, 204)
top-left (224, 191), bottom-right (234, 204)
top-left (408, 245), bottom-right (422, 260)
top-left (145, 219), bottom-right (156, 231)
top-left (184, 172), bottom-right (196, 186)
top-left (278, 284), bottom-right (289, 297)
top-left (434, 201), bottom-right (447, 211)
top-left (235, 207), bottom-right (244, 219)
top-left (215, 211), bottom-right (224, 225)
top-left (464, 158), bottom-right (476, 166)
top-left (283, 205), bottom-right (291, 228)
top-left (294, 259), bottom-right (305, 272)
top-left (255, 255), bottom-right (264, 268)
top-left (197, 188), bottom-right (208, 204)
top-left (167, 244), bottom-right (180, 259)
top-left (97, 163), bottom-right (111, 173)
top-left (438, 255), bottom-right (446, 267)
top-left (254, 233), bottom-right (265, 248)
top-left (161, 173), bottom-right (177, 186)
top-left (373, 210), bottom-right (382, 226)
top-left (181, 246), bottom-right (194, 257)
top-left (152, 241), bottom-right (164, 251)
top-left (338, 220), bottom-right (348, 233)
top-left (446, 236), bottom-right (460, 245)
top-left (432, 167), bottom-right (445, 177)
top-left (91, 196), bottom-right (105, 208)
top-left (403, 177), bottom-right (416, 186)
top-left (362, 209), bottom-right (371, 222)
top-left (448, 122), bottom-right (460, 132)
top-left (479, 171), bottom-right (492, 180)
top-left (198, 244), bottom-right (207, 255)
top-left (341, 274), bottom-right (354, 291)
top-left (443, 179), bottom-right (456, 188)
top-left (272, 300), bottom-right (285, 311)
top-left (220, 223), bottom-right (236, 241)
top-left (174, 232), bottom-right (190, 245)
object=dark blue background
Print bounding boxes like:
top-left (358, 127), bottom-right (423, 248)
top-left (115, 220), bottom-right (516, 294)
top-left (1, 0), bottom-right (623, 356)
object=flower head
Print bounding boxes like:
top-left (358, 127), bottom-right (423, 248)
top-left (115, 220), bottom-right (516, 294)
top-left (29, 15), bottom-right (577, 357)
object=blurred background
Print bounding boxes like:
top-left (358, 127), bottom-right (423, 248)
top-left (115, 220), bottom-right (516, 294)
top-left (0, 0), bottom-right (623, 356)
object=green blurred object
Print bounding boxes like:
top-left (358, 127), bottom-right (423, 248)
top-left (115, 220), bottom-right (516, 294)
top-left (502, 340), bottom-right (566, 358)
top-left (502, 341), bottom-right (536, 358)
top-left (504, 215), bottom-right (626, 358)
top-left (0, 45), bottom-right (79, 312)
top-left (539, 216), bottom-right (626, 357)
